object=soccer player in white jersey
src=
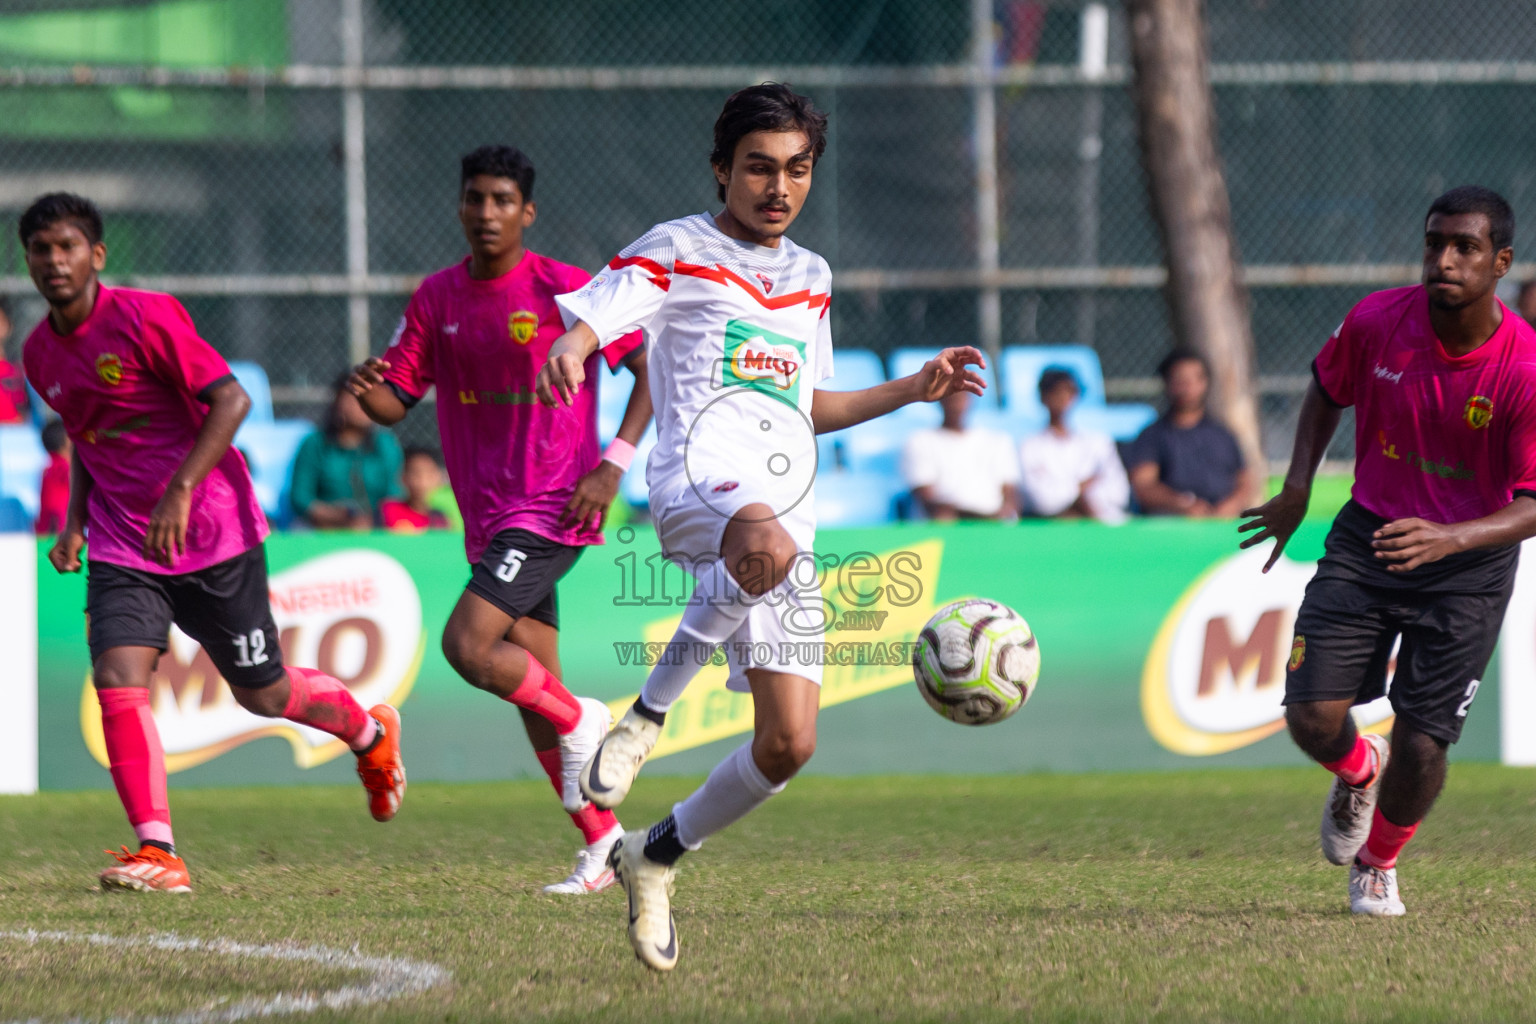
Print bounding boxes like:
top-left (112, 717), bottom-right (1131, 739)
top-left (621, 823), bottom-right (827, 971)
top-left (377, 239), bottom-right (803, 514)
top-left (538, 83), bottom-right (985, 971)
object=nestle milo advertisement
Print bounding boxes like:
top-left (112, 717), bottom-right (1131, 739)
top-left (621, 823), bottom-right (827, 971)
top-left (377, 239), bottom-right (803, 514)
top-left (33, 521), bottom-right (1509, 790)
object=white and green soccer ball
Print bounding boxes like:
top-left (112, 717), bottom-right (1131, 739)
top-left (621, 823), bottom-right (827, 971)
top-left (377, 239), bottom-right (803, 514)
top-left (913, 599), bottom-right (1040, 726)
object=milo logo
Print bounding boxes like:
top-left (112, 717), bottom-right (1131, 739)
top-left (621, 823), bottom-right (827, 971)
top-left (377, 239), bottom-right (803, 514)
top-left (722, 320), bottom-right (806, 398)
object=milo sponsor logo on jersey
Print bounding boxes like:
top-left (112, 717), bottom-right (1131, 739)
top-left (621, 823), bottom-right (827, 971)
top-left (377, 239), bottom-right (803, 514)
top-left (722, 320), bottom-right (806, 399)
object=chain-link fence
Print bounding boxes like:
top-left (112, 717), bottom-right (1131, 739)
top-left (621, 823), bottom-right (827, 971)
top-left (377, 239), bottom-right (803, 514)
top-left (5, 0), bottom-right (1536, 459)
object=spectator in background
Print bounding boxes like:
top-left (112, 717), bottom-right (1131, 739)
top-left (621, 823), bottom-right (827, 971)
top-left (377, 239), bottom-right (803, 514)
top-left (34, 417), bottom-right (70, 534)
top-left (901, 390), bottom-right (1020, 521)
top-left (0, 297), bottom-right (28, 423)
top-left (380, 446), bottom-right (450, 533)
top-left (1018, 367), bottom-right (1129, 523)
top-left (1517, 278), bottom-right (1536, 325)
top-left (1127, 349), bottom-right (1254, 517)
top-left (289, 374), bottom-right (402, 529)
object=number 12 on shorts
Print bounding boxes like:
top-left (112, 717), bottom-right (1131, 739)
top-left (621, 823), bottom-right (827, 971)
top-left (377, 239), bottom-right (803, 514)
top-left (496, 548), bottom-right (528, 583)
top-left (1456, 678), bottom-right (1482, 718)
top-left (233, 629), bottom-right (269, 667)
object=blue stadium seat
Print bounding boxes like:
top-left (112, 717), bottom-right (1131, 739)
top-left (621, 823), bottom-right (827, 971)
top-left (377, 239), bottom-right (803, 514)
top-left (1001, 346), bottom-right (1107, 416)
top-left (0, 496), bottom-right (29, 533)
top-left (820, 348), bottom-right (885, 391)
top-left (1002, 346), bottom-right (1157, 441)
top-left (234, 419), bottom-right (313, 525)
top-left (599, 367), bottom-right (637, 444)
top-left (814, 469), bottom-right (900, 527)
top-left (1074, 403), bottom-right (1158, 442)
top-left (229, 360), bottom-right (274, 424)
top-left (0, 423), bottom-right (48, 521)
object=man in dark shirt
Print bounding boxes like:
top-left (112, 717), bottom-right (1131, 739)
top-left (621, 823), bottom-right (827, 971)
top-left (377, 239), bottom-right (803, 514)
top-left (1127, 349), bottom-right (1254, 516)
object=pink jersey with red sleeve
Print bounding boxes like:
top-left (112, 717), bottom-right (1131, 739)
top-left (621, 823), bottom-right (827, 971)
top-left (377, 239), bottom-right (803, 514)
top-left (380, 252), bottom-right (641, 563)
top-left (1314, 284), bottom-right (1536, 524)
top-left (22, 286), bottom-right (268, 573)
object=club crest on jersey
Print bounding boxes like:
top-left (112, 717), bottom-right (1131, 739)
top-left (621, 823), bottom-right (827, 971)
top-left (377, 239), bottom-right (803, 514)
top-left (722, 319), bottom-right (806, 396)
top-left (509, 310), bottom-right (539, 345)
top-left (1464, 395), bottom-right (1493, 430)
top-left (712, 481), bottom-right (740, 493)
top-left (755, 272), bottom-right (775, 295)
top-left (95, 353), bottom-right (124, 386)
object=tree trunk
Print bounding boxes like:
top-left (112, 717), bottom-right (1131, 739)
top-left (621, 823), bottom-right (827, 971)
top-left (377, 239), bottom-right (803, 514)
top-left (1128, 0), bottom-right (1265, 485)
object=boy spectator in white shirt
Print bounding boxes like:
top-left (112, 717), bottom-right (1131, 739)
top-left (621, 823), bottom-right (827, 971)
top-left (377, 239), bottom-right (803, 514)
top-left (1018, 366), bottom-right (1130, 523)
top-left (902, 390), bottom-right (1020, 521)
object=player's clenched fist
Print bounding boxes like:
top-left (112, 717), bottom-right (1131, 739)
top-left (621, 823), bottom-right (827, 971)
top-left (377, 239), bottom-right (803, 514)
top-left (49, 529), bottom-right (84, 574)
top-left (347, 357), bottom-right (391, 396)
top-left (536, 350), bottom-right (587, 407)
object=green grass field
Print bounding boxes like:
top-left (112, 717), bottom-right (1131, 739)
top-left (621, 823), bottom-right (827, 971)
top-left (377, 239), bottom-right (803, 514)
top-left (3, 767), bottom-right (1536, 1023)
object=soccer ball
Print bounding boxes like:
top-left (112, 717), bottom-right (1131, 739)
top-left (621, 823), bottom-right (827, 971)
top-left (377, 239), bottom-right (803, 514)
top-left (913, 599), bottom-right (1039, 726)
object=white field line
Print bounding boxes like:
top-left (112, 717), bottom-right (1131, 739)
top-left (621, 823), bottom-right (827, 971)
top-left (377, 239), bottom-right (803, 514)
top-left (0, 930), bottom-right (451, 1024)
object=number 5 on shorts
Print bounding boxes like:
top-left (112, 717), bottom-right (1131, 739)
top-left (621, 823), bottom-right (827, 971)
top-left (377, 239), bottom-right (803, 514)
top-left (496, 549), bottom-right (528, 583)
top-left (1456, 678), bottom-right (1481, 718)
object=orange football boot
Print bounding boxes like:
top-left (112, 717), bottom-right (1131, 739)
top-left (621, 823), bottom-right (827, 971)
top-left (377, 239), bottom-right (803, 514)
top-left (99, 845), bottom-right (191, 893)
top-left (356, 704), bottom-right (406, 822)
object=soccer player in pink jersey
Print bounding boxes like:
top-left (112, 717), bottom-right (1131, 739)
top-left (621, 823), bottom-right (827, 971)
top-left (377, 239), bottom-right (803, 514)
top-left (20, 193), bottom-right (407, 894)
top-left (1241, 186), bottom-right (1536, 916)
top-left (347, 145), bottom-right (651, 894)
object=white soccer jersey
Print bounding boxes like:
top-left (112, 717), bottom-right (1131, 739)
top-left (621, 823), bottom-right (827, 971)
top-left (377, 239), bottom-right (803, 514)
top-left (557, 213), bottom-right (835, 521)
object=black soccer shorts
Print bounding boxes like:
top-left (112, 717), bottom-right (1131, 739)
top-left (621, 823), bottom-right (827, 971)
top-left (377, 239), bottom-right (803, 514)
top-left (1283, 501), bottom-right (1517, 744)
top-left (465, 528), bottom-right (584, 628)
top-left (1284, 572), bottom-right (1514, 745)
top-left (85, 544), bottom-right (286, 689)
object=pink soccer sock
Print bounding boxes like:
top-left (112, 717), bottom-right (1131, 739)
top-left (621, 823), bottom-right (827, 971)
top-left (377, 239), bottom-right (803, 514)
top-left (536, 748), bottom-right (619, 844)
top-left (1321, 734), bottom-right (1378, 786)
top-left (96, 688), bottom-right (174, 848)
top-left (1358, 807), bottom-right (1419, 869)
top-left (282, 667), bottom-right (377, 751)
top-left (503, 654), bottom-right (582, 735)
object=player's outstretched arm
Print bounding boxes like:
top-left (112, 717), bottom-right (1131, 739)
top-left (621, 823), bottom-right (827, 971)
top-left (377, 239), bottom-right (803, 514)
top-left (811, 346), bottom-right (987, 434)
top-left (1238, 380), bottom-right (1342, 572)
top-left (536, 322), bottom-right (600, 408)
top-left (1372, 496), bottom-right (1536, 573)
top-left (48, 454), bottom-right (93, 574)
top-left (143, 378), bottom-right (250, 569)
top-left (347, 357), bottom-right (408, 426)
top-left (565, 346), bottom-right (654, 531)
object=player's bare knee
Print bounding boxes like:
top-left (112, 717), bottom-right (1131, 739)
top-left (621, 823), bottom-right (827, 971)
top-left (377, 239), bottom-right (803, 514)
top-left (754, 725), bottom-right (816, 783)
top-left (232, 681), bottom-right (288, 718)
top-left (1284, 702), bottom-right (1344, 754)
top-left (730, 536), bottom-right (797, 597)
top-left (441, 629), bottom-right (493, 690)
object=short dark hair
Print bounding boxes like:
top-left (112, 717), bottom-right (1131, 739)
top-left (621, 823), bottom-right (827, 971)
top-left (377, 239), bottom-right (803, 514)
top-left (460, 145), bottom-right (535, 202)
top-left (1038, 366), bottom-right (1081, 399)
top-left (709, 83), bottom-right (828, 202)
top-left (41, 418), bottom-right (68, 454)
top-left (402, 445), bottom-right (441, 467)
top-left (19, 192), bottom-right (104, 247)
top-left (1427, 185), bottom-right (1514, 251)
top-left (1157, 348), bottom-right (1209, 381)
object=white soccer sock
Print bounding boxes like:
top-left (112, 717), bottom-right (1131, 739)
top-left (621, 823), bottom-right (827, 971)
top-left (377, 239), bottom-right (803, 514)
top-left (639, 559), bottom-right (756, 713)
top-left (672, 741), bottom-right (786, 850)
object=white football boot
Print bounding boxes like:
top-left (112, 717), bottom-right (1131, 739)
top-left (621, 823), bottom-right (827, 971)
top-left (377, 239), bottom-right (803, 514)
top-left (1321, 733), bottom-right (1390, 865)
top-left (1349, 860), bottom-right (1406, 916)
top-left (557, 698), bottom-right (613, 812)
top-left (543, 824), bottom-right (623, 894)
top-left (610, 830), bottom-right (679, 972)
top-left (580, 705), bottom-right (662, 811)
